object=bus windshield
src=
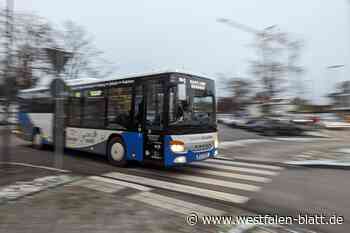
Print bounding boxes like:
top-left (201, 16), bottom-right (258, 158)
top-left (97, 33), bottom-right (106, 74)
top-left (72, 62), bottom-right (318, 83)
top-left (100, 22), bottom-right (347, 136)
top-left (169, 83), bottom-right (215, 127)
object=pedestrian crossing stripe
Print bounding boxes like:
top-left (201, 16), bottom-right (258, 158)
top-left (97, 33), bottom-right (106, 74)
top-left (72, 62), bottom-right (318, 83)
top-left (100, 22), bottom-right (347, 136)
top-left (103, 172), bottom-right (250, 204)
top-left (88, 176), bottom-right (153, 192)
top-left (207, 159), bottom-right (284, 171)
top-left (63, 160), bottom-right (282, 208)
top-left (128, 168), bottom-right (261, 192)
top-left (177, 167), bottom-right (272, 183)
top-left (191, 162), bottom-right (278, 176)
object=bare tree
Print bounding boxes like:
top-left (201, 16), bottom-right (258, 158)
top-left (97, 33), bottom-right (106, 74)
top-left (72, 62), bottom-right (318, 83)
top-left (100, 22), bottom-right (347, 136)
top-left (0, 12), bottom-right (117, 93)
top-left (0, 10), bottom-right (55, 92)
top-left (57, 20), bottom-right (116, 80)
top-left (219, 77), bottom-right (253, 113)
top-left (12, 13), bottom-right (55, 88)
top-left (250, 26), bottom-right (304, 102)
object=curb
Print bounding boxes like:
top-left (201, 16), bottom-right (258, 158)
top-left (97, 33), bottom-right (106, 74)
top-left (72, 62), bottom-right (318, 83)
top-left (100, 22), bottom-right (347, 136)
top-left (284, 161), bottom-right (350, 170)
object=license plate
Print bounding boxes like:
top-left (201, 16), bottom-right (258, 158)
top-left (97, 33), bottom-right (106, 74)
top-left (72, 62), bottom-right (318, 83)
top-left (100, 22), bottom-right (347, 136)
top-left (197, 152), bottom-right (210, 160)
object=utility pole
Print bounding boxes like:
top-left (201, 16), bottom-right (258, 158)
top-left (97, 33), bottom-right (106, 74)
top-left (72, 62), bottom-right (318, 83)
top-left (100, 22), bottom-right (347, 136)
top-left (217, 18), bottom-right (278, 114)
top-left (46, 48), bottom-right (72, 169)
top-left (1, 0), bottom-right (14, 165)
top-left (326, 64), bottom-right (345, 97)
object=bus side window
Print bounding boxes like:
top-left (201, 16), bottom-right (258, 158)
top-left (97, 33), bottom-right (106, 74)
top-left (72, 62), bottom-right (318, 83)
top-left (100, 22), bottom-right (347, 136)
top-left (68, 94), bottom-right (83, 127)
top-left (107, 86), bottom-right (132, 129)
top-left (82, 89), bottom-right (106, 128)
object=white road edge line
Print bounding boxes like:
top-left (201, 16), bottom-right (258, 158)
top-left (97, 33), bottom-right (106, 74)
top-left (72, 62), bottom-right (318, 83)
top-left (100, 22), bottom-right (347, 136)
top-left (104, 172), bottom-right (249, 204)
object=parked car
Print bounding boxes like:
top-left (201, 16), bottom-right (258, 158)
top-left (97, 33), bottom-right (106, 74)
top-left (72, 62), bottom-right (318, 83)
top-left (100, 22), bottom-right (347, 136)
top-left (288, 114), bottom-right (320, 131)
top-left (217, 115), bottom-right (249, 128)
top-left (318, 113), bottom-right (350, 129)
top-left (245, 118), bottom-right (305, 136)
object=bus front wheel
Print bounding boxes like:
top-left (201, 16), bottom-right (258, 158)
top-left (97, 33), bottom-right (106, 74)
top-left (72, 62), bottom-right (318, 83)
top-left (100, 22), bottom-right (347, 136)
top-left (107, 137), bottom-right (127, 167)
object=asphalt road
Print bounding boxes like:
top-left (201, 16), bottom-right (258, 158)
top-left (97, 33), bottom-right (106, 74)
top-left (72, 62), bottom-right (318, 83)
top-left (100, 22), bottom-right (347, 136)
top-left (0, 126), bottom-right (350, 233)
top-left (218, 123), bottom-right (265, 142)
top-left (248, 167), bottom-right (350, 233)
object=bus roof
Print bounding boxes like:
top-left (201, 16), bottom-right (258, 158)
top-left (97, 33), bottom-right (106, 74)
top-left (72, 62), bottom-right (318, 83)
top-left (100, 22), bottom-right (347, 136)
top-left (20, 69), bottom-right (212, 93)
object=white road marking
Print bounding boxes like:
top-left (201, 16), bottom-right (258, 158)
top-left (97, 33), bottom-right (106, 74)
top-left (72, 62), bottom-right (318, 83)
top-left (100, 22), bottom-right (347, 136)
top-left (335, 148), bottom-right (350, 154)
top-left (104, 172), bottom-right (249, 204)
top-left (128, 192), bottom-right (225, 217)
top-left (88, 176), bottom-right (153, 192)
top-left (191, 162), bottom-right (278, 176)
top-left (180, 168), bottom-right (272, 183)
top-left (285, 160), bottom-right (350, 166)
top-left (0, 162), bottom-right (70, 173)
top-left (296, 154), bottom-right (312, 158)
top-left (273, 137), bottom-right (328, 142)
top-left (129, 169), bottom-right (260, 192)
top-left (207, 159), bottom-right (283, 171)
top-left (219, 139), bottom-right (271, 149)
top-left (303, 151), bottom-right (319, 155)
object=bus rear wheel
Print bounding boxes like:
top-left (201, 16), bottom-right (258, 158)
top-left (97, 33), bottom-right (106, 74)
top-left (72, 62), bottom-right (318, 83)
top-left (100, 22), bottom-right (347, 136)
top-left (107, 137), bottom-right (128, 167)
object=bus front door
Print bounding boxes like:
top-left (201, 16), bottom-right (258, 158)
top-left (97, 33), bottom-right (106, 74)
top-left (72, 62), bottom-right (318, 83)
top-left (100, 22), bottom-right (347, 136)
top-left (143, 81), bottom-right (164, 162)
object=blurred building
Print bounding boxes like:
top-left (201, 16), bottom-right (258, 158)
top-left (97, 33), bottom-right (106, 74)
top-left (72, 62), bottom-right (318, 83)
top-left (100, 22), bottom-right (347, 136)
top-left (247, 98), bottom-right (297, 117)
top-left (328, 93), bottom-right (350, 111)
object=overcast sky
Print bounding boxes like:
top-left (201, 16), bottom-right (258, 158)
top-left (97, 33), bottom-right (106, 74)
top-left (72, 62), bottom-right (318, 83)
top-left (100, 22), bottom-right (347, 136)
top-left (4, 0), bottom-right (350, 103)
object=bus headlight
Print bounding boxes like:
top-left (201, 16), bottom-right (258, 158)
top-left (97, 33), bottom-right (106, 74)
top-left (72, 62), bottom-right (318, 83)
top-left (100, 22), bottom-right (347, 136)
top-left (170, 140), bottom-right (186, 153)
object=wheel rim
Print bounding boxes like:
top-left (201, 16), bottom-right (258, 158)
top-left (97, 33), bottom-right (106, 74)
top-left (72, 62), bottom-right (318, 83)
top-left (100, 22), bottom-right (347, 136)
top-left (110, 142), bottom-right (125, 162)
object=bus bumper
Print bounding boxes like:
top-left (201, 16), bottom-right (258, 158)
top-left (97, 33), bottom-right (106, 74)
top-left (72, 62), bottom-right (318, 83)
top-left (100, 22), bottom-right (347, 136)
top-left (163, 134), bottom-right (218, 167)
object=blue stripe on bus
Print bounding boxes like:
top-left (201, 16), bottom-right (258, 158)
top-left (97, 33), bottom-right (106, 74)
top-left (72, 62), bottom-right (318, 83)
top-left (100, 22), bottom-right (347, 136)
top-left (18, 112), bottom-right (34, 140)
top-left (121, 132), bottom-right (144, 162)
top-left (164, 135), bottom-right (174, 167)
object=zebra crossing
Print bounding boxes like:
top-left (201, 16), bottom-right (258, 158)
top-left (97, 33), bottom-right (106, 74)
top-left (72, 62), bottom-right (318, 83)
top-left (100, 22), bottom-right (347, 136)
top-left (70, 158), bottom-right (283, 216)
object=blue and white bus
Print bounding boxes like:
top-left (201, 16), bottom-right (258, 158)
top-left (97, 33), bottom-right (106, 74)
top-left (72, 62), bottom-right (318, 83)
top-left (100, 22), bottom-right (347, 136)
top-left (16, 71), bottom-right (218, 167)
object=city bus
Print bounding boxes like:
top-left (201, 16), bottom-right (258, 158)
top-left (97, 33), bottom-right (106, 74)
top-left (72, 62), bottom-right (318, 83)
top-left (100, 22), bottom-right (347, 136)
top-left (16, 71), bottom-right (218, 167)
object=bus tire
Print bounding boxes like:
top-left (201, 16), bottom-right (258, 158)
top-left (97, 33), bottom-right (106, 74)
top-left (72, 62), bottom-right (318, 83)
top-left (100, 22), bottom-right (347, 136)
top-left (107, 137), bottom-right (128, 167)
top-left (32, 131), bottom-right (44, 150)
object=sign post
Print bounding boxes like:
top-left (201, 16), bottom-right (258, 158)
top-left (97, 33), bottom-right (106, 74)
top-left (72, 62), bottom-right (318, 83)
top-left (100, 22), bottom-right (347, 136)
top-left (46, 48), bottom-right (72, 169)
